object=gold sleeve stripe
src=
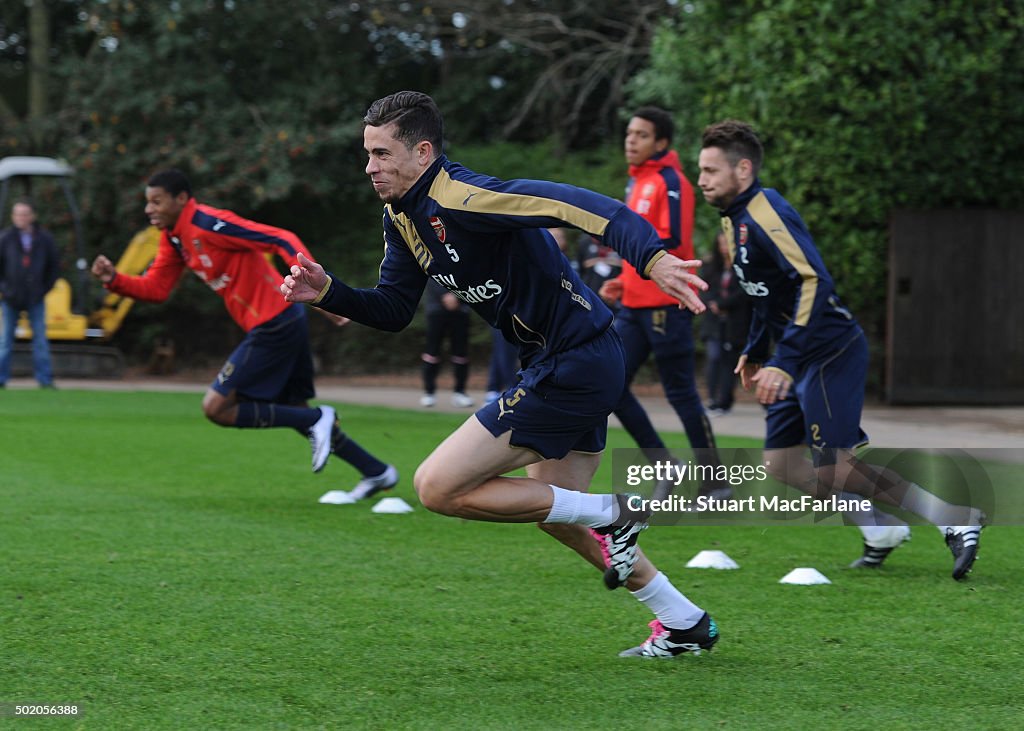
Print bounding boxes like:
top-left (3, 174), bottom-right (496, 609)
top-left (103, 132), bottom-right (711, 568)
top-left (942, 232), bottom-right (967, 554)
top-left (720, 218), bottom-right (735, 265)
top-left (429, 168), bottom-right (611, 236)
top-left (643, 249), bottom-right (667, 277)
top-left (747, 191), bottom-right (817, 327)
top-left (385, 204), bottom-right (433, 272)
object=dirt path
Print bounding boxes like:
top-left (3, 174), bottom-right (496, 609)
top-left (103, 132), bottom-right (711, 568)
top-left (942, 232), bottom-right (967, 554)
top-left (26, 370), bottom-right (1024, 451)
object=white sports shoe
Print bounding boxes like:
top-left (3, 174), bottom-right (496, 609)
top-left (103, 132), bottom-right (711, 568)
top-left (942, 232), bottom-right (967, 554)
top-left (420, 394), bottom-right (437, 407)
top-left (849, 524), bottom-right (911, 568)
top-left (308, 405), bottom-right (336, 473)
top-left (348, 464), bottom-right (400, 501)
top-left (451, 392), bottom-right (475, 408)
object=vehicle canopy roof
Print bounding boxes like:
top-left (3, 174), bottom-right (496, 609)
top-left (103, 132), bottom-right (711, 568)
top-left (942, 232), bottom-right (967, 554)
top-left (0, 156), bottom-right (74, 181)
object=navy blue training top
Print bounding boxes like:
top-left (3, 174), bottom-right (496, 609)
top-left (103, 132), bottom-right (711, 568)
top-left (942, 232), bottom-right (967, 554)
top-left (316, 155), bottom-right (669, 366)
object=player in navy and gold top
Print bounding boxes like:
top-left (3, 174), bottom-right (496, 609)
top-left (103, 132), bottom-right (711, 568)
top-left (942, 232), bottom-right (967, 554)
top-left (698, 119), bottom-right (983, 580)
top-left (316, 153), bottom-right (678, 364)
top-left (283, 91), bottom-right (720, 657)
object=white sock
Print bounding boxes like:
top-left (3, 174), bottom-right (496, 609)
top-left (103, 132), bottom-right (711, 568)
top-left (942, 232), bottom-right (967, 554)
top-left (859, 525), bottom-right (908, 547)
top-left (839, 492), bottom-right (907, 527)
top-left (543, 485), bottom-right (618, 528)
top-left (900, 483), bottom-right (982, 526)
top-left (631, 571), bottom-right (704, 630)
top-left (934, 525), bottom-right (980, 536)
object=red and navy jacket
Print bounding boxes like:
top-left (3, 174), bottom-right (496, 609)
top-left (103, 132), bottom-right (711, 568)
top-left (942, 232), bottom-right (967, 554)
top-left (314, 155), bottom-right (669, 367)
top-left (618, 149), bottom-right (696, 309)
top-left (720, 180), bottom-right (859, 378)
top-left (105, 198), bottom-right (312, 332)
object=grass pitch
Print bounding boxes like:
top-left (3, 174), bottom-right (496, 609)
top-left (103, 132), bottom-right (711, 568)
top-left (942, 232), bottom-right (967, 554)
top-left (2, 389), bottom-right (1022, 730)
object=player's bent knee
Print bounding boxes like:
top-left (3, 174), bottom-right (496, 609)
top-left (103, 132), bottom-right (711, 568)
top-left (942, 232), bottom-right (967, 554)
top-left (763, 455), bottom-right (788, 482)
top-left (416, 488), bottom-right (458, 516)
top-left (201, 392), bottom-right (233, 426)
top-left (412, 464), bottom-right (460, 516)
top-left (202, 407), bottom-right (232, 426)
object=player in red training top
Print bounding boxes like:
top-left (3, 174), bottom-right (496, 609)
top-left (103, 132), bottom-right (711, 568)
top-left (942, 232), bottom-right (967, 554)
top-left (599, 107), bottom-right (727, 499)
top-left (91, 169), bottom-right (397, 501)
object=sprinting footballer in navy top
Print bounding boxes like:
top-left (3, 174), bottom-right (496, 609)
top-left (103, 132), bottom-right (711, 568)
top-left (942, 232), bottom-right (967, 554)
top-left (315, 154), bottom-right (674, 368)
top-left (282, 92), bottom-right (721, 659)
top-left (697, 119), bottom-right (983, 582)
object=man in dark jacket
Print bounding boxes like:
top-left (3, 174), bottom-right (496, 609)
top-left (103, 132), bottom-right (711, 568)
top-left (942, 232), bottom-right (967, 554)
top-left (0, 198), bottom-right (60, 387)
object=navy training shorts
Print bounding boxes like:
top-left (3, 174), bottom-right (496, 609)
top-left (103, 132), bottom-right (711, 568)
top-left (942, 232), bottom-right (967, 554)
top-left (475, 327), bottom-right (626, 460)
top-left (211, 303), bottom-right (316, 405)
top-left (764, 328), bottom-right (869, 464)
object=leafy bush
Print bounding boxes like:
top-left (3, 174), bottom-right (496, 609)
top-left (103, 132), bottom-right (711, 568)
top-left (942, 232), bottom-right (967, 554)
top-left (629, 0), bottom-right (1024, 353)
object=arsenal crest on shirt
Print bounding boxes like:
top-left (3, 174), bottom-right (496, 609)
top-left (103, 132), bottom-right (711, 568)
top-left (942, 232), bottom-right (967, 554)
top-left (429, 216), bottom-right (446, 243)
top-left (738, 223), bottom-right (748, 246)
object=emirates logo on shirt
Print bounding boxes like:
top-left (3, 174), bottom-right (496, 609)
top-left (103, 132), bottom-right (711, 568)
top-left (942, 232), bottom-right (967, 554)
top-left (429, 216), bottom-right (446, 243)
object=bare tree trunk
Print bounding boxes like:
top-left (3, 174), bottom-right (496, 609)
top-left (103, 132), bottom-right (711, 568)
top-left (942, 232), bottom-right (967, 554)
top-left (28, 0), bottom-right (50, 135)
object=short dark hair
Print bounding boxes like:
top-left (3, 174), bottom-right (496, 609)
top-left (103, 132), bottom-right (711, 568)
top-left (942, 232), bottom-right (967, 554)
top-left (363, 91), bottom-right (444, 155)
top-left (146, 168), bottom-right (192, 198)
top-left (701, 120), bottom-right (764, 176)
top-left (631, 106), bottom-right (674, 143)
top-left (12, 196), bottom-right (36, 212)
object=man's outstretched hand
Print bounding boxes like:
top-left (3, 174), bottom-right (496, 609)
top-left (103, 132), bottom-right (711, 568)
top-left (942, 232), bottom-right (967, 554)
top-left (649, 255), bottom-right (708, 314)
top-left (281, 252), bottom-right (329, 303)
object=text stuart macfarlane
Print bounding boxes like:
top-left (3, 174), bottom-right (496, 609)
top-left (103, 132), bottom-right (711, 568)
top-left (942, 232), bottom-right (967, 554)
top-left (628, 494), bottom-right (872, 514)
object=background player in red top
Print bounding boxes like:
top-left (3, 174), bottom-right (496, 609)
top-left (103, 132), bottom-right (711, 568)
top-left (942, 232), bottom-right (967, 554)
top-left (599, 106), bottom-right (726, 497)
top-left (90, 169), bottom-right (397, 501)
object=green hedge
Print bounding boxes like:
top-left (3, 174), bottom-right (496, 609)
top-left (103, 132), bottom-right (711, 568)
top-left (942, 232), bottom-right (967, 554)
top-left (629, 0), bottom-right (1024, 375)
